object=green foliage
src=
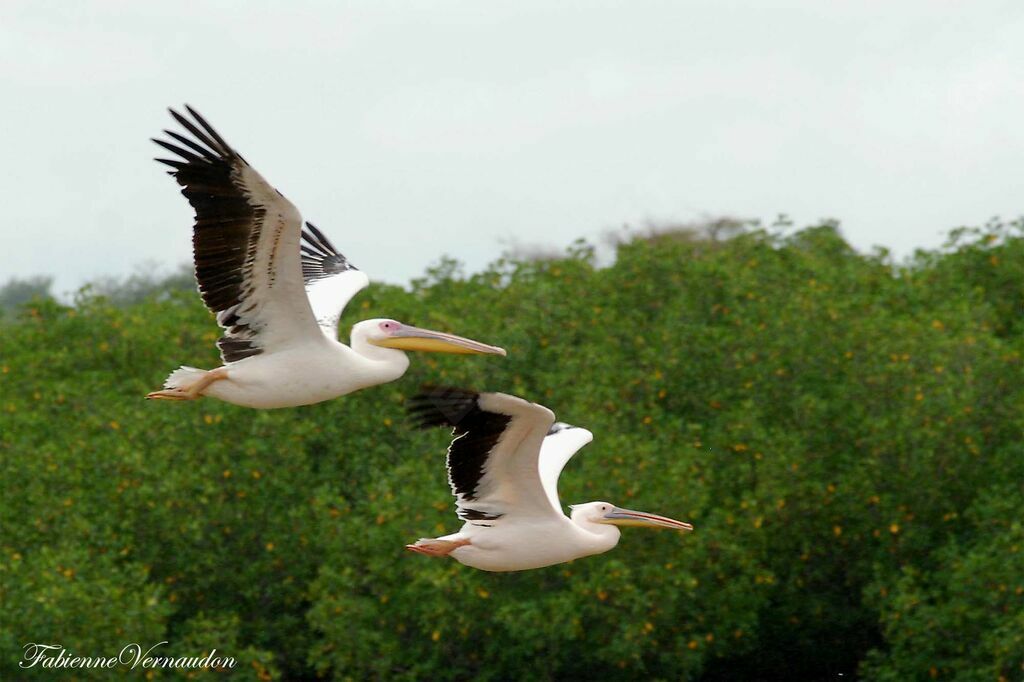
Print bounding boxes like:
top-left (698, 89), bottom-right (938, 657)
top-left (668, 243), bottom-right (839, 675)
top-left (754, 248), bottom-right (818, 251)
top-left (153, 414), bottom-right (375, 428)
top-left (81, 263), bottom-right (197, 307)
top-left (0, 544), bottom-right (169, 674)
top-left (1, 219), bottom-right (1021, 679)
top-left (0, 275), bottom-right (53, 315)
top-left (862, 484), bottom-right (1024, 682)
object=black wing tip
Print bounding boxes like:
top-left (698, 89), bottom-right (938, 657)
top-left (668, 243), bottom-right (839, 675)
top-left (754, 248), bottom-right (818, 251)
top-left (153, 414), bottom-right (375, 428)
top-left (301, 223), bottom-right (343, 256)
top-left (154, 157), bottom-right (185, 169)
top-left (152, 138), bottom-right (200, 161)
top-left (300, 224), bottom-right (333, 254)
top-left (304, 221), bottom-right (329, 244)
top-left (407, 386), bottom-right (481, 429)
top-left (167, 105), bottom-right (191, 126)
top-left (409, 385), bottom-right (481, 406)
top-left (547, 422), bottom-right (577, 435)
top-left (169, 103), bottom-right (202, 123)
top-left (458, 507), bottom-right (504, 521)
top-left (163, 104), bottom-right (240, 162)
top-left (300, 225), bottom-right (360, 278)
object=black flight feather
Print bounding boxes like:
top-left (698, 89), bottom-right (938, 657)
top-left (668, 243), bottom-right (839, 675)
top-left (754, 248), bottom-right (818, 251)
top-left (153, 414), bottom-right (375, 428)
top-left (408, 387), bottom-right (512, 502)
top-left (300, 222), bottom-right (357, 283)
top-left (154, 105), bottom-right (263, 363)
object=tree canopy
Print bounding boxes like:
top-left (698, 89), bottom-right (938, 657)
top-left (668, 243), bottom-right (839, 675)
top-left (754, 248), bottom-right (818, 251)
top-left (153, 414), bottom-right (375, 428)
top-left (1, 220), bottom-right (1021, 680)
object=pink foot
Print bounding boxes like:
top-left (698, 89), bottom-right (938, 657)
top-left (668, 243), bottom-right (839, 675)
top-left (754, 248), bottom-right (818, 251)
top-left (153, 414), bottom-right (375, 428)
top-left (405, 538), bottom-right (470, 557)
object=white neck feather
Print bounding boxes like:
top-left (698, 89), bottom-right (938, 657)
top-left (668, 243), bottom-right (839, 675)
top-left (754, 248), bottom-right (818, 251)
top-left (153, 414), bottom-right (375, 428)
top-left (570, 509), bottom-right (622, 554)
top-left (348, 327), bottom-right (411, 374)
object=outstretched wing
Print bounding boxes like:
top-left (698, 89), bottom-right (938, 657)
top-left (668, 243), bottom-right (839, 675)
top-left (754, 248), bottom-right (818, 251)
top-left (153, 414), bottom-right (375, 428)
top-left (408, 387), bottom-right (561, 523)
top-left (153, 106), bottom-right (323, 362)
top-left (538, 422), bottom-right (594, 515)
top-left (300, 223), bottom-right (369, 339)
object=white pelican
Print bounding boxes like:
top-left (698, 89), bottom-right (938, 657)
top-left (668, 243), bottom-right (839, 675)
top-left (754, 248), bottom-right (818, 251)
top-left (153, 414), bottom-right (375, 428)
top-left (145, 106), bottom-right (505, 409)
top-left (405, 388), bottom-right (693, 572)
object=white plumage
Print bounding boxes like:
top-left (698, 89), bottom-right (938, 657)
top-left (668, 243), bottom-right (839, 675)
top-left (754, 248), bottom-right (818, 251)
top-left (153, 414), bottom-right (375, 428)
top-left (146, 106), bottom-right (504, 409)
top-left (406, 389), bottom-right (693, 572)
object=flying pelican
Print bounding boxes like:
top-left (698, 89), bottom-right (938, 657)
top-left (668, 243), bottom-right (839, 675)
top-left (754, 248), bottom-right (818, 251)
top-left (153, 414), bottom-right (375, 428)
top-left (405, 388), bottom-right (693, 572)
top-left (145, 106), bottom-right (505, 409)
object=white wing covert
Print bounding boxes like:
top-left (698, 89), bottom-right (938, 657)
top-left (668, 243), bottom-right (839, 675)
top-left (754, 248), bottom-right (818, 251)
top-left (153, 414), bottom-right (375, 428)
top-left (538, 423), bottom-right (594, 515)
top-left (300, 223), bottom-right (369, 339)
top-left (408, 388), bottom-right (559, 523)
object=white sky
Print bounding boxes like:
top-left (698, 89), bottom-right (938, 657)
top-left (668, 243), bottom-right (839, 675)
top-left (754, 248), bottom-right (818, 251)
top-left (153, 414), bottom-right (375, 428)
top-left (1, 1), bottom-right (1022, 296)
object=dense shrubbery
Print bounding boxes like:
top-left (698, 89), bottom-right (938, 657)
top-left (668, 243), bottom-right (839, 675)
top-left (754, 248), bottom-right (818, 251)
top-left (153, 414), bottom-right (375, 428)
top-left (1, 220), bottom-right (1022, 680)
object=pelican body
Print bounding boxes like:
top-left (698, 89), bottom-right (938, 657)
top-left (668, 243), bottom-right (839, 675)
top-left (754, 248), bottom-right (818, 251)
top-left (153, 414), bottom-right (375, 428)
top-left (406, 388), bottom-right (693, 572)
top-left (145, 107), bottom-right (504, 408)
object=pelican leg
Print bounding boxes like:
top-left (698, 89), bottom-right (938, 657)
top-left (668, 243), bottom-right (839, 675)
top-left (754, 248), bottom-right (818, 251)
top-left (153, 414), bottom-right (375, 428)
top-left (405, 538), bottom-right (471, 557)
top-left (146, 368), bottom-right (229, 401)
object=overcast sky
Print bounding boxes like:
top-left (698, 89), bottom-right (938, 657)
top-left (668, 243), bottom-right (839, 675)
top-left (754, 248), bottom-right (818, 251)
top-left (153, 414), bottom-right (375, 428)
top-left (2, 1), bottom-right (1021, 296)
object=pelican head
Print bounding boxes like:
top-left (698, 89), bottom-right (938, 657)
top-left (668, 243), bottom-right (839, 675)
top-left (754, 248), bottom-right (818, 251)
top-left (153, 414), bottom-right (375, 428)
top-left (572, 501), bottom-right (694, 532)
top-left (356, 319), bottom-right (506, 356)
